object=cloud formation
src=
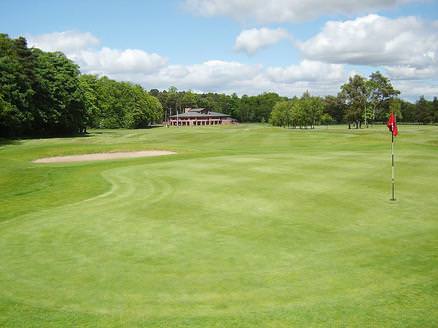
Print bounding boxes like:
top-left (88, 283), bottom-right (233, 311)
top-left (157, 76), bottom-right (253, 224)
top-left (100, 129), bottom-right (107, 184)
top-left (132, 59), bottom-right (347, 96)
top-left (26, 28), bottom-right (437, 99)
top-left (73, 48), bottom-right (167, 75)
top-left (385, 65), bottom-right (438, 80)
top-left (266, 60), bottom-right (344, 83)
top-left (392, 80), bottom-right (438, 98)
top-left (27, 31), bottom-right (100, 53)
top-left (27, 30), bottom-right (350, 96)
top-left (184, 0), bottom-right (413, 23)
top-left (28, 31), bottom-right (167, 75)
top-left (298, 15), bottom-right (438, 70)
top-left (234, 28), bottom-right (290, 54)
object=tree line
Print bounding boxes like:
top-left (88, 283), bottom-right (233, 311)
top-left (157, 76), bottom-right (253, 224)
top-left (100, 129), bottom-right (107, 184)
top-left (0, 34), bottom-right (162, 137)
top-left (270, 72), bottom-right (437, 129)
top-left (153, 81), bottom-right (438, 129)
top-left (1, 34), bottom-right (437, 137)
top-left (150, 87), bottom-right (285, 123)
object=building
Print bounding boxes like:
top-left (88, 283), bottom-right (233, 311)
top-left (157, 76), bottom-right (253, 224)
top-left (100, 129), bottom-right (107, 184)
top-left (167, 108), bottom-right (235, 126)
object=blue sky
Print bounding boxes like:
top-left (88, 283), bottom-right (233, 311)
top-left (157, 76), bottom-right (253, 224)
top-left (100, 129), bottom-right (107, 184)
top-left (1, 0), bottom-right (438, 99)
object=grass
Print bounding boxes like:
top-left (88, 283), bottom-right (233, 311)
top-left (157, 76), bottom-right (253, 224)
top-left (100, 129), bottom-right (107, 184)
top-left (0, 124), bottom-right (437, 327)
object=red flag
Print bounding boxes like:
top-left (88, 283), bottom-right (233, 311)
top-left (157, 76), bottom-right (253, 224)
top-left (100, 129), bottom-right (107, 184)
top-left (387, 112), bottom-right (398, 136)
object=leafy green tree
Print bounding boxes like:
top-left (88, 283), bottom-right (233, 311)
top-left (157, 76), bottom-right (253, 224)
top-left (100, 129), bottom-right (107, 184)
top-left (432, 97), bottom-right (438, 123)
top-left (181, 90), bottom-right (198, 109)
top-left (0, 34), bottom-right (35, 135)
top-left (323, 95), bottom-right (344, 124)
top-left (301, 95), bottom-right (324, 129)
top-left (166, 86), bottom-right (181, 116)
top-left (367, 71), bottom-right (400, 123)
top-left (79, 74), bottom-right (100, 129)
top-left (0, 34), bottom-right (87, 136)
top-left (149, 88), bottom-right (160, 97)
top-left (270, 100), bottom-right (292, 127)
top-left (124, 85), bottom-right (163, 128)
top-left (238, 95), bottom-right (254, 122)
top-left (400, 99), bottom-right (416, 122)
top-left (388, 98), bottom-right (402, 120)
top-left (290, 100), bottom-right (305, 128)
top-left (338, 75), bottom-right (368, 129)
top-left (32, 49), bottom-right (86, 134)
top-left (320, 113), bottom-right (334, 127)
top-left (254, 92), bottom-right (282, 122)
top-left (415, 96), bottom-right (433, 123)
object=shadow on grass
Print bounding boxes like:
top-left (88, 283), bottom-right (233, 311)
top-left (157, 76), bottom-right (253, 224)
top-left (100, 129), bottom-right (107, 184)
top-left (0, 133), bottom-right (93, 148)
top-left (0, 138), bottom-right (22, 147)
top-left (0, 126), bottom-right (166, 146)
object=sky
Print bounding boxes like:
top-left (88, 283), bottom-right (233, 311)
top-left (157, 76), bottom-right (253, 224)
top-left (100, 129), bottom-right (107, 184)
top-left (1, 0), bottom-right (438, 99)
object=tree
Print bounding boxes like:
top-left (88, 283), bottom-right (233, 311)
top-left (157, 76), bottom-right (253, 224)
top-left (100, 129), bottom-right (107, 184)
top-left (255, 92), bottom-right (283, 122)
top-left (32, 49), bottom-right (86, 134)
top-left (166, 86), bottom-right (181, 116)
top-left (320, 113), bottom-right (334, 127)
top-left (79, 74), bottom-right (100, 129)
top-left (323, 95), bottom-right (344, 124)
top-left (238, 95), bottom-right (254, 122)
top-left (124, 85), bottom-right (163, 128)
top-left (301, 95), bottom-right (324, 129)
top-left (338, 75), bottom-right (368, 129)
top-left (0, 34), bottom-right (35, 136)
top-left (0, 34), bottom-right (89, 136)
top-left (400, 99), bottom-right (416, 122)
top-left (367, 71), bottom-right (400, 124)
top-left (149, 88), bottom-right (160, 97)
top-left (388, 98), bottom-right (402, 120)
top-left (432, 97), bottom-right (438, 123)
top-left (181, 90), bottom-right (198, 109)
top-left (270, 101), bottom-right (292, 127)
top-left (415, 96), bottom-right (433, 123)
top-left (290, 100), bottom-right (305, 128)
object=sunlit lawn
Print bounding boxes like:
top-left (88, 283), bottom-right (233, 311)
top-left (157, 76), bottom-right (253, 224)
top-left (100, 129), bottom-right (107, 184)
top-left (0, 124), bottom-right (437, 327)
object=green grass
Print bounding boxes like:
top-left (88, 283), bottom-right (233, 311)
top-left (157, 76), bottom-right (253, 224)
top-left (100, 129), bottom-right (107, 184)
top-left (0, 124), bottom-right (437, 327)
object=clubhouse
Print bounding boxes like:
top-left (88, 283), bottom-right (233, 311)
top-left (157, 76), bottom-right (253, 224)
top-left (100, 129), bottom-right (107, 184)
top-left (167, 108), bottom-right (235, 126)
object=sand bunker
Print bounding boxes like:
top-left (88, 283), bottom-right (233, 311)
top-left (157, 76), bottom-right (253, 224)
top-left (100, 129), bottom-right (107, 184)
top-left (33, 150), bottom-right (176, 163)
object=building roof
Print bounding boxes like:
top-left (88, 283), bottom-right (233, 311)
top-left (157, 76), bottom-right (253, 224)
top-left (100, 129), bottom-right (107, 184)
top-left (169, 111), bottom-right (230, 118)
top-left (187, 108), bottom-right (205, 112)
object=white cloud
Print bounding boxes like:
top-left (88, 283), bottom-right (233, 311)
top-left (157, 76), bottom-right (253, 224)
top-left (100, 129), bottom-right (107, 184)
top-left (26, 31), bottom-right (352, 96)
top-left (393, 80), bottom-right (438, 99)
top-left (136, 60), bottom-right (261, 91)
top-left (385, 65), bottom-right (438, 80)
top-left (298, 15), bottom-right (438, 69)
top-left (28, 31), bottom-right (167, 75)
top-left (119, 59), bottom-right (348, 96)
top-left (266, 60), bottom-right (344, 83)
top-left (27, 30), bottom-right (437, 99)
top-left (73, 48), bottom-right (167, 74)
top-left (184, 0), bottom-right (413, 23)
top-left (28, 31), bottom-right (100, 53)
top-left (234, 28), bottom-right (290, 54)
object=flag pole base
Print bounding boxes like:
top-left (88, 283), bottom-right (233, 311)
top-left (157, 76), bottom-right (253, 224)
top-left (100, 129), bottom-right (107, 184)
top-left (390, 198), bottom-right (396, 201)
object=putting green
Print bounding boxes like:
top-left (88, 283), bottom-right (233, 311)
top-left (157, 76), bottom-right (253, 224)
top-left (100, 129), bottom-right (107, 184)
top-left (0, 125), bottom-right (437, 327)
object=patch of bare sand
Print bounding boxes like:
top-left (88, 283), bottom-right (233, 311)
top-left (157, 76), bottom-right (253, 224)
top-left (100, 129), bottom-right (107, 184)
top-left (33, 150), bottom-right (176, 163)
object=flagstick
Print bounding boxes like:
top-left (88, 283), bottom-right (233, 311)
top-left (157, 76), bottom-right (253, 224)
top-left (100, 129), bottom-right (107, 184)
top-left (391, 125), bottom-right (396, 201)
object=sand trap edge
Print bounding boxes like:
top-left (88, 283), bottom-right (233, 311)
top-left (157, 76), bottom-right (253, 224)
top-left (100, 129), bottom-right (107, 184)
top-left (33, 150), bottom-right (176, 163)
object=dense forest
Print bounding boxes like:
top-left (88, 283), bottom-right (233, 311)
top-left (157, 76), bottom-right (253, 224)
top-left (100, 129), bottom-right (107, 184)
top-left (1, 34), bottom-right (437, 137)
top-left (0, 34), bottom-right (162, 137)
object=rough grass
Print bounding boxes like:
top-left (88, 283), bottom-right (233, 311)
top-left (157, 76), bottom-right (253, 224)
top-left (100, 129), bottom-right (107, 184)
top-left (0, 124), bottom-right (437, 327)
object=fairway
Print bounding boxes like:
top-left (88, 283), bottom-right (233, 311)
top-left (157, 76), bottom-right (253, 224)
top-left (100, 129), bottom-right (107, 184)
top-left (0, 125), bottom-right (437, 327)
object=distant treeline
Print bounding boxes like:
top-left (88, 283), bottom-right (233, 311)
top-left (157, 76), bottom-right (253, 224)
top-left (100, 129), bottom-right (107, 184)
top-left (1, 34), bottom-right (437, 137)
top-left (0, 34), bottom-right (162, 137)
top-left (153, 73), bottom-right (438, 129)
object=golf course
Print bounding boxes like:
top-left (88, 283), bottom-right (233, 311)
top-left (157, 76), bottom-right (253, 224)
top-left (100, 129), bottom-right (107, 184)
top-left (0, 124), bottom-right (437, 327)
